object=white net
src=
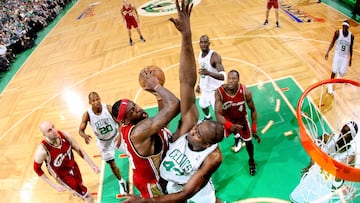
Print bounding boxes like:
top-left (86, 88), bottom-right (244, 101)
top-left (295, 79), bottom-right (360, 202)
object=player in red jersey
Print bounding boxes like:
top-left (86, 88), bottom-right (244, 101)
top-left (111, 69), bottom-right (180, 198)
top-left (263, 0), bottom-right (280, 27)
top-left (121, 0), bottom-right (145, 46)
top-left (215, 70), bottom-right (261, 176)
top-left (33, 121), bottom-right (100, 202)
top-left (120, 123), bottom-right (172, 197)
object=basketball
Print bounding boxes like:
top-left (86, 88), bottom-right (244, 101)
top-left (138, 65), bottom-right (165, 88)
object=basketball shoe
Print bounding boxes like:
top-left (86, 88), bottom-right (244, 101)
top-left (119, 178), bottom-right (128, 195)
top-left (232, 134), bottom-right (242, 153)
top-left (249, 159), bottom-right (256, 176)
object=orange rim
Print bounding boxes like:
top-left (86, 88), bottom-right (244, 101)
top-left (296, 78), bottom-right (360, 181)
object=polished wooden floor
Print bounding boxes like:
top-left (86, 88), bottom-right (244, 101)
top-left (0, 0), bottom-right (359, 202)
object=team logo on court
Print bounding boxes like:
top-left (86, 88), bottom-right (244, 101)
top-left (280, 1), bottom-right (324, 23)
top-left (138, 0), bottom-right (201, 16)
top-left (77, 2), bottom-right (100, 20)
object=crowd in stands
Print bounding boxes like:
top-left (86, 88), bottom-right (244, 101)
top-left (0, 0), bottom-right (73, 72)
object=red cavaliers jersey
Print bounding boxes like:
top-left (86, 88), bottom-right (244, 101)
top-left (41, 131), bottom-right (75, 178)
top-left (121, 124), bottom-right (170, 197)
top-left (217, 83), bottom-right (248, 123)
top-left (122, 5), bottom-right (135, 20)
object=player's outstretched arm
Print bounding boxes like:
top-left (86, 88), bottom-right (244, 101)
top-left (132, 69), bottom-right (180, 143)
top-left (64, 131), bottom-right (100, 174)
top-left (169, 0), bottom-right (198, 137)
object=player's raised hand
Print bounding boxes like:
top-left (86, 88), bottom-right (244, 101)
top-left (169, 0), bottom-right (193, 34)
top-left (139, 68), bottom-right (160, 92)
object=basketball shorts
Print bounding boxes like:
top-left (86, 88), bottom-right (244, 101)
top-left (96, 133), bottom-right (119, 161)
top-left (332, 54), bottom-right (348, 76)
top-left (198, 90), bottom-right (216, 109)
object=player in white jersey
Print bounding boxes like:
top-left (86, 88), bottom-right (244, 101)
top-left (290, 121), bottom-right (360, 203)
top-left (160, 133), bottom-right (218, 203)
top-left (124, 1), bottom-right (225, 202)
top-left (79, 92), bottom-right (128, 195)
top-left (196, 35), bottom-right (226, 121)
top-left (325, 20), bottom-right (354, 94)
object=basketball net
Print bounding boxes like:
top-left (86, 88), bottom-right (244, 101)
top-left (296, 79), bottom-right (360, 202)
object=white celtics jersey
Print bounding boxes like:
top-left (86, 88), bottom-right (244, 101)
top-left (291, 134), bottom-right (359, 203)
top-left (319, 133), bottom-right (356, 163)
top-left (198, 50), bottom-right (224, 91)
top-left (160, 134), bottom-right (218, 184)
top-left (335, 29), bottom-right (352, 58)
top-left (88, 103), bottom-right (118, 141)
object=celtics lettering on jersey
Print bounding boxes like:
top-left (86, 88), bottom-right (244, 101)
top-left (88, 104), bottom-right (118, 140)
top-left (160, 135), bottom-right (218, 184)
top-left (95, 118), bottom-right (114, 136)
top-left (162, 149), bottom-right (192, 176)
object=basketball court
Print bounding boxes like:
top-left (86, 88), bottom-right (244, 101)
top-left (100, 77), bottom-right (360, 202)
top-left (0, 0), bottom-right (359, 202)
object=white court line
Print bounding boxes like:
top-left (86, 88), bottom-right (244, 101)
top-left (0, 35), bottom-right (347, 141)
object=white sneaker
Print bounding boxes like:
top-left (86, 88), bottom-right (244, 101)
top-left (232, 137), bottom-right (242, 153)
top-left (119, 178), bottom-right (128, 195)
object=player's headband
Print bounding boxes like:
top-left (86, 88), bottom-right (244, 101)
top-left (342, 21), bottom-right (350, 27)
top-left (117, 99), bottom-right (129, 122)
top-left (346, 121), bottom-right (357, 138)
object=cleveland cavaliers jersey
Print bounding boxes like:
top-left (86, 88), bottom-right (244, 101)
top-left (121, 124), bottom-right (170, 183)
top-left (217, 84), bottom-right (248, 123)
top-left (41, 131), bottom-right (75, 178)
top-left (335, 29), bottom-right (352, 58)
top-left (88, 103), bottom-right (118, 141)
top-left (160, 134), bottom-right (218, 184)
top-left (122, 5), bottom-right (134, 20)
top-left (198, 50), bottom-right (224, 91)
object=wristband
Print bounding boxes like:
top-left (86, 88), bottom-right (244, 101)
top-left (252, 123), bottom-right (257, 133)
top-left (224, 121), bottom-right (233, 130)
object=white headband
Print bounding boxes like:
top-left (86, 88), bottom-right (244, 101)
top-left (346, 121), bottom-right (357, 138)
top-left (342, 21), bottom-right (350, 27)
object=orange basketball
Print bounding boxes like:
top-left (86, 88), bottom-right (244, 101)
top-left (138, 65), bottom-right (165, 88)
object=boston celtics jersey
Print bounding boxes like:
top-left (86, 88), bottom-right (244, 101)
top-left (160, 134), bottom-right (218, 184)
top-left (88, 103), bottom-right (118, 141)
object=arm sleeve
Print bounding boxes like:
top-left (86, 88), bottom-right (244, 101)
top-left (33, 161), bottom-right (44, 176)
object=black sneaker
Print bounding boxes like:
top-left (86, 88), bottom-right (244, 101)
top-left (129, 39), bottom-right (133, 46)
top-left (249, 160), bottom-right (256, 176)
top-left (263, 20), bottom-right (268, 26)
top-left (140, 36), bottom-right (146, 42)
top-left (276, 21), bottom-right (280, 28)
